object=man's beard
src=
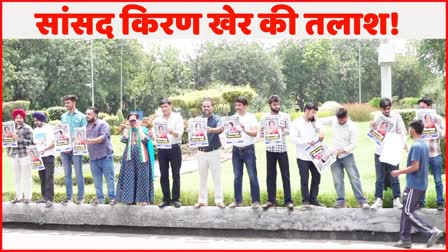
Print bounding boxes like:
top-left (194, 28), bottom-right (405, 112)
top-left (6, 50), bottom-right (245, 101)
top-left (271, 107), bottom-right (280, 113)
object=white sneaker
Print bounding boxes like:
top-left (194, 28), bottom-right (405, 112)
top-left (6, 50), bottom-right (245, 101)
top-left (393, 197), bottom-right (403, 209)
top-left (370, 198), bottom-right (383, 210)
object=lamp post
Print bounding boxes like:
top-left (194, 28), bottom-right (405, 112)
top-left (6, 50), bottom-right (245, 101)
top-left (358, 40), bottom-right (362, 103)
top-left (90, 40), bottom-right (95, 107)
top-left (118, 42), bottom-right (126, 113)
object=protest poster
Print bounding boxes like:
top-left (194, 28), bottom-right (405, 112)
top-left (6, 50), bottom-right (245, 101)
top-left (154, 122), bottom-right (171, 149)
top-left (264, 116), bottom-right (282, 146)
top-left (223, 116), bottom-right (243, 145)
top-left (2, 121), bottom-right (17, 148)
top-left (188, 118), bottom-right (209, 148)
top-left (54, 124), bottom-right (72, 152)
top-left (367, 115), bottom-right (394, 146)
top-left (73, 127), bottom-right (88, 155)
top-left (304, 140), bottom-right (336, 173)
top-left (379, 132), bottom-right (404, 166)
top-left (27, 145), bottom-right (45, 171)
top-left (416, 109), bottom-right (440, 140)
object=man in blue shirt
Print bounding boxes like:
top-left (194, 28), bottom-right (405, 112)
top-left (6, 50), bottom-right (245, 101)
top-left (391, 120), bottom-right (443, 248)
top-left (60, 95), bottom-right (87, 204)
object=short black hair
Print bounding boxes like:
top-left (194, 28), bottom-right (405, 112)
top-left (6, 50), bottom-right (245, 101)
top-left (127, 112), bottom-right (139, 120)
top-left (63, 95), bottom-right (78, 102)
top-left (379, 97), bottom-right (392, 108)
top-left (235, 96), bottom-right (248, 106)
top-left (268, 95), bottom-right (281, 105)
top-left (159, 98), bottom-right (172, 106)
top-left (87, 106), bottom-right (98, 115)
top-left (409, 120), bottom-right (424, 135)
top-left (417, 97), bottom-right (432, 107)
top-left (336, 107), bottom-right (348, 119)
top-left (304, 102), bottom-right (318, 111)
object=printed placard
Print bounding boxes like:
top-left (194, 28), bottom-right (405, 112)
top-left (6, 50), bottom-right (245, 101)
top-left (416, 109), bottom-right (440, 140)
top-left (2, 121), bottom-right (17, 148)
top-left (223, 116), bottom-right (243, 145)
top-left (154, 122), bottom-right (171, 149)
top-left (54, 124), bottom-right (72, 152)
top-left (188, 118), bottom-right (209, 148)
top-left (27, 145), bottom-right (45, 170)
top-left (73, 127), bottom-right (88, 155)
top-left (264, 116), bottom-right (282, 146)
top-left (304, 140), bottom-right (336, 173)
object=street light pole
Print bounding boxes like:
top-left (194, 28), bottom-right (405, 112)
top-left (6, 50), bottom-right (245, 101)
top-left (90, 40), bottom-right (94, 107)
top-left (358, 40), bottom-right (362, 103)
top-left (120, 43), bottom-right (124, 113)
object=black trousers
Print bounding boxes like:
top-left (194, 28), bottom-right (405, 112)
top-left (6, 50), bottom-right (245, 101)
top-left (39, 156), bottom-right (55, 201)
top-left (297, 158), bottom-right (321, 204)
top-left (158, 145), bottom-right (182, 202)
top-left (266, 151), bottom-right (292, 204)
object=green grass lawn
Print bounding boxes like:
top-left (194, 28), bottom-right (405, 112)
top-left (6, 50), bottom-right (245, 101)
top-left (2, 122), bottom-right (445, 207)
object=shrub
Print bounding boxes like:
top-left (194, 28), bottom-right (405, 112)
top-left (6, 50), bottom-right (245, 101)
top-left (116, 110), bottom-right (125, 122)
top-left (46, 106), bottom-right (67, 121)
top-left (104, 115), bottom-right (120, 127)
top-left (399, 97), bottom-right (419, 109)
top-left (2, 100), bottom-right (31, 121)
top-left (342, 103), bottom-right (377, 122)
top-left (110, 126), bottom-right (121, 135)
top-left (397, 109), bottom-right (416, 128)
top-left (368, 97), bottom-right (381, 108)
top-left (98, 112), bottom-right (109, 120)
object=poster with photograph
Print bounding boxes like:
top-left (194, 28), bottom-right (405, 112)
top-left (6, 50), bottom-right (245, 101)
top-left (73, 127), bottom-right (88, 155)
top-left (2, 121), bottom-right (17, 148)
top-left (223, 116), bottom-right (243, 145)
top-left (53, 124), bottom-right (72, 152)
top-left (264, 116), bottom-right (282, 146)
top-left (188, 118), bottom-right (209, 148)
top-left (154, 122), bottom-right (171, 149)
top-left (416, 109), bottom-right (440, 140)
top-left (304, 140), bottom-right (336, 173)
top-left (367, 115), bottom-right (394, 146)
top-left (27, 145), bottom-right (45, 170)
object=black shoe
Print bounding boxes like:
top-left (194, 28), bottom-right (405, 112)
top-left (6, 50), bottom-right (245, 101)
top-left (173, 201), bottom-right (182, 208)
top-left (427, 228), bottom-right (444, 248)
top-left (437, 203), bottom-right (444, 211)
top-left (262, 202), bottom-right (275, 210)
top-left (310, 201), bottom-right (325, 207)
top-left (393, 239), bottom-right (412, 249)
top-left (158, 201), bottom-right (171, 208)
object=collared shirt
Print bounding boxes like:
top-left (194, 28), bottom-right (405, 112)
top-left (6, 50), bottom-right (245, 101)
top-left (373, 111), bottom-right (406, 155)
top-left (321, 116), bottom-right (357, 159)
top-left (153, 112), bottom-right (184, 145)
top-left (233, 112), bottom-right (258, 148)
top-left (7, 123), bottom-right (33, 158)
top-left (259, 111), bottom-right (291, 153)
top-left (290, 116), bottom-right (324, 161)
top-left (61, 109), bottom-right (87, 137)
top-left (86, 119), bottom-right (113, 160)
top-left (198, 113), bottom-right (222, 151)
top-left (33, 123), bottom-right (55, 157)
top-left (414, 113), bottom-right (445, 158)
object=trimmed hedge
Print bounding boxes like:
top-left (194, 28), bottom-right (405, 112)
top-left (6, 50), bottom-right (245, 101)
top-left (104, 115), bottom-right (121, 127)
top-left (399, 97), bottom-right (419, 109)
top-left (2, 100), bottom-right (31, 121)
top-left (46, 106), bottom-right (67, 121)
top-left (368, 97), bottom-right (381, 108)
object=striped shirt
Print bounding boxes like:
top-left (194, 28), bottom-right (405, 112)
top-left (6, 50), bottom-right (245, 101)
top-left (7, 123), bottom-right (33, 158)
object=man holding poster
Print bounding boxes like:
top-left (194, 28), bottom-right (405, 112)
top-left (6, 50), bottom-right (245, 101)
top-left (291, 102), bottom-right (325, 207)
top-left (259, 95), bottom-right (293, 210)
top-left (416, 97), bottom-right (445, 210)
top-left (194, 98), bottom-right (225, 209)
top-left (60, 95), bottom-right (87, 205)
top-left (6, 109), bottom-right (34, 204)
top-left (370, 98), bottom-right (406, 210)
top-left (32, 111), bottom-right (55, 207)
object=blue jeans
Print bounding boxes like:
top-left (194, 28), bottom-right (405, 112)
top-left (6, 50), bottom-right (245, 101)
top-left (61, 151), bottom-right (84, 200)
top-left (374, 154), bottom-right (401, 199)
top-left (90, 154), bottom-right (116, 202)
top-left (232, 145), bottom-right (260, 203)
top-left (331, 154), bottom-right (367, 204)
top-left (420, 155), bottom-right (444, 206)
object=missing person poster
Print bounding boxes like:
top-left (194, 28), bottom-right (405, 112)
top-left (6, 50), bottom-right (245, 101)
top-left (416, 109), bottom-right (440, 140)
top-left (154, 121), bottom-right (171, 149)
top-left (53, 124), bottom-right (72, 152)
top-left (2, 121), bottom-right (17, 148)
top-left (304, 140), bottom-right (336, 173)
top-left (73, 127), bottom-right (88, 155)
top-left (188, 118), bottom-right (209, 148)
top-left (27, 145), bottom-right (45, 171)
top-left (367, 115), bottom-right (393, 146)
top-left (264, 116), bottom-right (282, 146)
top-left (223, 116), bottom-right (243, 145)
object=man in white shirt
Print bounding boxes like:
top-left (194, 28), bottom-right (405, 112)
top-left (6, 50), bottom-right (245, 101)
top-left (228, 96), bottom-right (261, 209)
top-left (151, 99), bottom-right (184, 208)
top-left (370, 98), bottom-right (406, 209)
top-left (323, 108), bottom-right (369, 209)
top-left (32, 112), bottom-right (55, 208)
top-left (290, 102), bottom-right (325, 207)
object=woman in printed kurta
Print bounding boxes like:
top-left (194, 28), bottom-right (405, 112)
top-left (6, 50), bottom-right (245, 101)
top-left (116, 113), bottom-right (152, 205)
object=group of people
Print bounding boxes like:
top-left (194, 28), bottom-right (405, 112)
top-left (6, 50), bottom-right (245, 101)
top-left (4, 95), bottom-right (445, 248)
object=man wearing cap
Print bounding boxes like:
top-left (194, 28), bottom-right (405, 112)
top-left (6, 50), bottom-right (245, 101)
top-left (7, 109), bottom-right (34, 203)
top-left (60, 95), bottom-right (87, 204)
top-left (32, 112), bottom-right (55, 207)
